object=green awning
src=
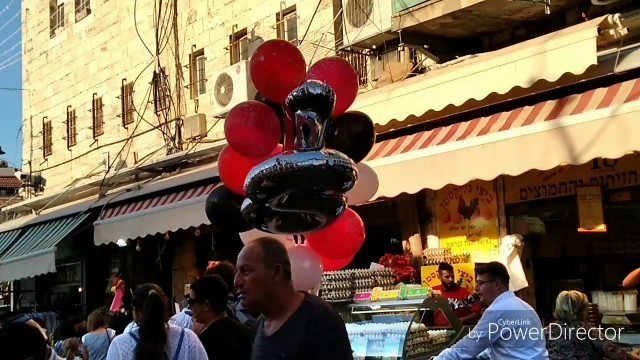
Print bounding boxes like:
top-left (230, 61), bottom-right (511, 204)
top-left (0, 229), bottom-right (23, 258)
top-left (0, 213), bottom-right (91, 282)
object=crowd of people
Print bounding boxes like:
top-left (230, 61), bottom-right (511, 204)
top-left (0, 237), bottom-right (353, 360)
top-left (1, 237), bottom-right (639, 359)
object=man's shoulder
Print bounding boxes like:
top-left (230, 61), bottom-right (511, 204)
top-left (302, 293), bottom-right (342, 317)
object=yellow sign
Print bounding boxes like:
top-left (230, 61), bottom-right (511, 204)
top-left (436, 180), bottom-right (500, 263)
top-left (421, 263), bottom-right (476, 292)
top-left (504, 154), bottom-right (640, 204)
top-left (577, 186), bottom-right (607, 232)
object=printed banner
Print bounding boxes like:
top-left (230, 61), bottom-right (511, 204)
top-left (436, 180), bottom-right (500, 263)
top-left (421, 263), bottom-right (476, 292)
top-left (504, 154), bottom-right (640, 204)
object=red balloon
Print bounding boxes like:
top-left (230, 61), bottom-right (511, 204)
top-left (218, 144), bottom-right (283, 196)
top-left (250, 40), bottom-right (306, 104)
top-left (322, 255), bottom-right (354, 272)
top-left (305, 57), bottom-right (359, 116)
top-left (306, 208), bottom-right (365, 260)
top-left (224, 101), bottom-right (282, 158)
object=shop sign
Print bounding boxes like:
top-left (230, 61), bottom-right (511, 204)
top-left (436, 180), bottom-right (500, 263)
top-left (577, 186), bottom-right (607, 232)
top-left (420, 263), bottom-right (476, 292)
top-left (504, 154), bottom-right (640, 204)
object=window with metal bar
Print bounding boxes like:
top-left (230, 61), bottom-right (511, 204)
top-left (43, 119), bottom-right (53, 157)
top-left (50, 1), bottom-right (64, 38)
top-left (121, 82), bottom-right (135, 126)
top-left (66, 107), bottom-right (77, 148)
top-left (229, 29), bottom-right (248, 65)
top-left (75, 0), bottom-right (91, 22)
top-left (154, 68), bottom-right (172, 113)
top-left (92, 95), bottom-right (104, 138)
top-left (276, 7), bottom-right (298, 46)
top-left (189, 49), bottom-right (205, 99)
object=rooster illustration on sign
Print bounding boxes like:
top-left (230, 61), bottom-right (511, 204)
top-left (457, 195), bottom-right (480, 220)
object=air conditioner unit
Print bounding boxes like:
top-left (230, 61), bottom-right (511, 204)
top-left (211, 60), bottom-right (257, 117)
top-left (342, 0), bottom-right (392, 48)
top-left (183, 113), bottom-right (208, 140)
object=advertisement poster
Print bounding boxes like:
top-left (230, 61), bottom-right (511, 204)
top-left (436, 180), bottom-right (500, 263)
top-left (504, 154), bottom-right (640, 204)
top-left (421, 263), bottom-right (476, 292)
top-left (577, 186), bottom-right (607, 232)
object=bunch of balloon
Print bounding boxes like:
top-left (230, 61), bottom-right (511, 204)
top-left (203, 39), bottom-right (376, 290)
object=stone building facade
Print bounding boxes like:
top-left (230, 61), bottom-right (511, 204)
top-left (21, 0), bottom-right (341, 193)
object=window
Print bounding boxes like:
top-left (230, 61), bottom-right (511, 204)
top-left (121, 81), bottom-right (135, 126)
top-left (189, 50), bottom-right (206, 99)
top-left (92, 94), bottom-right (104, 138)
top-left (75, 0), bottom-right (91, 22)
top-left (154, 68), bottom-right (172, 113)
top-left (49, 1), bottom-right (64, 38)
top-left (276, 7), bottom-right (298, 46)
top-left (66, 106), bottom-right (77, 148)
top-left (42, 118), bottom-right (53, 157)
top-left (229, 29), bottom-right (248, 65)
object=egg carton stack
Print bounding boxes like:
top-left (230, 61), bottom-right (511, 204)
top-left (423, 248), bottom-right (471, 266)
top-left (320, 269), bottom-right (397, 302)
top-left (406, 327), bottom-right (456, 357)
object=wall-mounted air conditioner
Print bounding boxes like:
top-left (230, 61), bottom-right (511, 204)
top-left (211, 60), bottom-right (257, 117)
top-left (342, 0), bottom-right (392, 48)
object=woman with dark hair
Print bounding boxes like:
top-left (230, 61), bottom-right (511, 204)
top-left (106, 283), bottom-right (207, 360)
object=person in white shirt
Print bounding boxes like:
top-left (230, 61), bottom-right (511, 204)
top-left (435, 262), bottom-right (548, 360)
top-left (106, 283), bottom-right (208, 360)
top-left (0, 320), bottom-right (65, 360)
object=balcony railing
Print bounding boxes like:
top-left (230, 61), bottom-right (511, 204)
top-left (339, 51), bottom-right (369, 89)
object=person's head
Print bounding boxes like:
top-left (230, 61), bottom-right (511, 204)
top-left (87, 311), bottom-right (106, 332)
top-left (475, 261), bottom-right (510, 306)
top-left (553, 290), bottom-right (589, 323)
top-left (438, 262), bottom-right (456, 290)
top-left (0, 321), bottom-right (49, 360)
top-left (63, 338), bottom-right (81, 360)
top-left (65, 316), bottom-right (86, 336)
top-left (189, 275), bottom-right (229, 323)
top-left (132, 283), bottom-right (169, 360)
top-left (205, 261), bottom-right (236, 295)
top-left (234, 237), bottom-right (292, 311)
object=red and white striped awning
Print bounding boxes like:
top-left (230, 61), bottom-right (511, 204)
top-left (93, 183), bottom-right (217, 245)
top-left (363, 76), bottom-right (640, 199)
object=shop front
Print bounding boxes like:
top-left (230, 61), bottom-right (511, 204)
top-left (319, 58), bottom-right (640, 356)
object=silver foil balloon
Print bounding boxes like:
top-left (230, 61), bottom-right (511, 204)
top-left (285, 80), bottom-right (336, 151)
top-left (242, 149), bottom-right (357, 234)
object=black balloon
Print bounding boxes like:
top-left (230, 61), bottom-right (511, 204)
top-left (241, 81), bottom-right (358, 234)
top-left (204, 185), bottom-right (252, 233)
top-left (327, 111), bottom-right (376, 163)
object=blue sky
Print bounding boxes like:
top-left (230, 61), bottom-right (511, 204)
top-left (0, 0), bottom-right (22, 169)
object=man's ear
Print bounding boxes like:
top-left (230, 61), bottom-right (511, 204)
top-left (272, 263), bottom-right (284, 279)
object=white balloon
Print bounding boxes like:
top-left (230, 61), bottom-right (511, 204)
top-left (288, 245), bottom-right (323, 291)
top-left (346, 163), bottom-right (379, 205)
top-left (238, 228), bottom-right (294, 248)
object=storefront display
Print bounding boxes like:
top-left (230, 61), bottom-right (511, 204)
top-left (335, 297), bottom-right (467, 359)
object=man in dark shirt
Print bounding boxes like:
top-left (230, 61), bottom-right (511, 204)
top-left (190, 274), bottom-right (252, 360)
top-left (235, 237), bottom-right (354, 360)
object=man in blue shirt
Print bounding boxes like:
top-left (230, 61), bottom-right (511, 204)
top-left (435, 262), bottom-right (548, 360)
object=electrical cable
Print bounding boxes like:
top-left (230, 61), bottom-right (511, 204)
top-left (298, 0), bottom-right (323, 46)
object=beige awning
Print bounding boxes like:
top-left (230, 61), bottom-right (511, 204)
top-left (361, 75), bottom-right (640, 199)
top-left (350, 14), bottom-right (626, 128)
